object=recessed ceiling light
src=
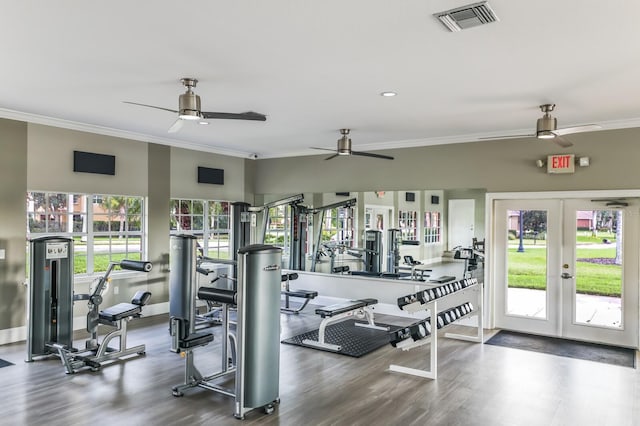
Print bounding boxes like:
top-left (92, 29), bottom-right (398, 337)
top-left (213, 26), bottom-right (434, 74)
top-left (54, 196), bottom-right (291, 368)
top-left (199, 121), bottom-right (209, 125)
top-left (380, 91), bottom-right (397, 97)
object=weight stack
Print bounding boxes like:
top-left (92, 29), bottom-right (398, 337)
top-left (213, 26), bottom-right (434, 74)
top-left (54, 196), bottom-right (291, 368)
top-left (236, 244), bottom-right (282, 414)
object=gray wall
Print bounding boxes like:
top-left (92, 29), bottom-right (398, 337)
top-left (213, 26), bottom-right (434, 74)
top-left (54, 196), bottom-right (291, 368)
top-left (147, 144), bottom-right (171, 303)
top-left (170, 146), bottom-right (248, 201)
top-left (252, 128), bottom-right (640, 193)
top-left (3, 118), bottom-right (640, 338)
top-left (28, 124), bottom-right (148, 195)
top-left (0, 120), bottom-right (250, 340)
top-left (0, 120), bottom-right (28, 330)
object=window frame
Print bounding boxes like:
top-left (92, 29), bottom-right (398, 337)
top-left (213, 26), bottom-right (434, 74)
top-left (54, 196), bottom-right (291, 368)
top-left (170, 198), bottom-right (232, 260)
top-left (424, 210), bottom-right (441, 244)
top-left (26, 191), bottom-right (146, 277)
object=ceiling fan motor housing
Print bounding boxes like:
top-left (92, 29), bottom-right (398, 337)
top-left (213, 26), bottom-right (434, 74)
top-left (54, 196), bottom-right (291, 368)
top-left (337, 135), bottom-right (352, 155)
top-left (536, 115), bottom-right (557, 139)
top-left (179, 92), bottom-right (201, 120)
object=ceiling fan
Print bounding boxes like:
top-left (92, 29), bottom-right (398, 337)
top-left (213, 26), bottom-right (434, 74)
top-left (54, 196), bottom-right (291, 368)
top-left (484, 104), bottom-right (601, 147)
top-left (124, 78), bottom-right (266, 133)
top-left (312, 129), bottom-right (394, 160)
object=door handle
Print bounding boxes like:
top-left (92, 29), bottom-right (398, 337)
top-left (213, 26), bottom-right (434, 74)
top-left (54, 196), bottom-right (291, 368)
top-left (561, 272), bottom-right (574, 279)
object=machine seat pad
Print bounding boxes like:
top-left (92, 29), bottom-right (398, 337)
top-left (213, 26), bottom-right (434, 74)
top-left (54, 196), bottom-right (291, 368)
top-left (99, 303), bottom-right (142, 321)
top-left (315, 298), bottom-right (378, 318)
top-left (282, 290), bottom-right (318, 299)
top-left (180, 332), bottom-right (214, 349)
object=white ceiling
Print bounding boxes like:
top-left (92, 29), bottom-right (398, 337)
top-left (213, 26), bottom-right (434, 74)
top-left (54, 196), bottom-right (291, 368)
top-left (3, 1), bottom-right (640, 159)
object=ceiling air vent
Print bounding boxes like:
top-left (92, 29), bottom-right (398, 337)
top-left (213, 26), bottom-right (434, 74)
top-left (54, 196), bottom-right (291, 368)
top-left (434, 1), bottom-right (499, 32)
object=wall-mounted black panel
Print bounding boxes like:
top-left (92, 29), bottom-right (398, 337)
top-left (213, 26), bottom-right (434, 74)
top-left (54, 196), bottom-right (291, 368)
top-left (335, 192), bottom-right (350, 197)
top-left (405, 192), bottom-right (415, 202)
top-left (431, 195), bottom-right (440, 205)
top-left (197, 166), bottom-right (224, 185)
top-left (73, 150), bottom-right (116, 176)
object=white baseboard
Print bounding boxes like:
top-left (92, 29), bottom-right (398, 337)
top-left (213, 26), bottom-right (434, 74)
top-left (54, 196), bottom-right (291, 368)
top-left (0, 326), bottom-right (27, 346)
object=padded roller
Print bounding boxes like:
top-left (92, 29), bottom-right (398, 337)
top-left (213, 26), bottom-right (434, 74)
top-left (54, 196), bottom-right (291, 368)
top-left (281, 272), bottom-right (299, 281)
top-left (197, 287), bottom-right (237, 304)
top-left (196, 266), bottom-right (210, 275)
top-left (120, 259), bottom-right (153, 272)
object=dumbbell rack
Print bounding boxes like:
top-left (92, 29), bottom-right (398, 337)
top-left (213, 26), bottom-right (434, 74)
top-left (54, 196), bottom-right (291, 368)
top-left (388, 278), bottom-right (483, 380)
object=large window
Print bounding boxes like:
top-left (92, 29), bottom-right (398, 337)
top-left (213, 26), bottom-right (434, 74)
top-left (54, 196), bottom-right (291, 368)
top-left (321, 207), bottom-right (355, 247)
top-left (27, 192), bottom-right (145, 275)
top-left (170, 199), bottom-right (231, 259)
top-left (424, 211), bottom-right (441, 244)
top-left (265, 205), bottom-right (290, 252)
top-left (398, 210), bottom-right (418, 241)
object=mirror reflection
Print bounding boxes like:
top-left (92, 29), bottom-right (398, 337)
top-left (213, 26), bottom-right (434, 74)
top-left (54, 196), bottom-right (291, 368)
top-left (253, 189), bottom-right (486, 281)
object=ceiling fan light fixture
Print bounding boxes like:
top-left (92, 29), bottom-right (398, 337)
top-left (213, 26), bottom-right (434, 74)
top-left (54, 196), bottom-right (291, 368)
top-left (537, 131), bottom-right (555, 139)
top-left (179, 110), bottom-right (201, 120)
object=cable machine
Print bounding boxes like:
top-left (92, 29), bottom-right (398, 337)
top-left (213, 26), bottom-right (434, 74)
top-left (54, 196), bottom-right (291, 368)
top-left (169, 235), bottom-right (283, 419)
top-left (27, 236), bottom-right (153, 373)
top-left (249, 193), bottom-right (305, 270)
top-left (310, 198), bottom-right (357, 272)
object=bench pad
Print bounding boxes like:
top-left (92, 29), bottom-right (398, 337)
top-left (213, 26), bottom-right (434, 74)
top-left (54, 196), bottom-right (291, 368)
top-left (315, 298), bottom-right (378, 318)
top-left (99, 303), bottom-right (142, 321)
top-left (282, 290), bottom-right (318, 299)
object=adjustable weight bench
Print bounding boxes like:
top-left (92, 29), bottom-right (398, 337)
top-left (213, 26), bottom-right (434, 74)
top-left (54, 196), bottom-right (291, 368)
top-left (281, 273), bottom-right (318, 314)
top-left (302, 298), bottom-right (388, 352)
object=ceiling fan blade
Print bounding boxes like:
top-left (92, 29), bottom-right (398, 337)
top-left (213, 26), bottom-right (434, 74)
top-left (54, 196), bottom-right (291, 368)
top-left (553, 124), bottom-right (602, 136)
top-left (552, 135), bottom-right (573, 148)
top-left (168, 119), bottom-right (184, 133)
top-left (352, 151), bottom-right (394, 160)
top-left (123, 101), bottom-right (177, 114)
top-left (311, 147), bottom-right (337, 152)
top-left (201, 111), bottom-right (267, 121)
top-left (325, 154), bottom-right (339, 161)
top-left (479, 134), bottom-right (534, 140)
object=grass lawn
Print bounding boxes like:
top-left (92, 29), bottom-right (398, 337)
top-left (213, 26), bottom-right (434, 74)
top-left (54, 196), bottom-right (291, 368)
top-left (507, 245), bottom-right (622, 297)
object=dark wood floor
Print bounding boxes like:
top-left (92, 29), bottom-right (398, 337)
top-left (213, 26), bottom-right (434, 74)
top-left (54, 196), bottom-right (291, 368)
top-left (1, 308), bottom-right (639, 426)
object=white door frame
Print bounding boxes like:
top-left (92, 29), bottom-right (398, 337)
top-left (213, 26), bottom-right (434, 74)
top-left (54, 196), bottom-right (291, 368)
top-left (486, 190), bottom-right (640, 344)
top-left (493, 198), bottom-right (563, 336)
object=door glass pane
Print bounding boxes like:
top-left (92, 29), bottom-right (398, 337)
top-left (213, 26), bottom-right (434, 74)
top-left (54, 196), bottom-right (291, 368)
top-left (574, 209), bottom-right (622, 328)
top-left (506, 209), bottom-right (547, 318)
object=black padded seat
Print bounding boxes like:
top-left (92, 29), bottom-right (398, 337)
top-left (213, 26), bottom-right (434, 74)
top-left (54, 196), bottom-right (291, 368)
top-left (282, 290), bottom-right (318, 299)
top-left (315, 298), bottom-right (378, 318)
top-left (179, 332), bottom-right (214, 349)
top-left (99, 303), bottom-right (142, 322)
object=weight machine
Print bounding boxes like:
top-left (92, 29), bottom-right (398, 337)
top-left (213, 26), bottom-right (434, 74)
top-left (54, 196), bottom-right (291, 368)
top-left (386, 228), bottom-right (401, 274)
top-left (250, 193), bottom-right (306, 270)
top-left (169, 235), bottom-right (283, 419)
top-left (26, 236), bottom-right (153, 374)
top-left (310, 198), bottom-right (357, 272)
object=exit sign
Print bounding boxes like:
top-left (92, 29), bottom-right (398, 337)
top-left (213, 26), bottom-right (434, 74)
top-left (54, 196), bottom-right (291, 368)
top-left (547, 154), bottom-right (575, 174)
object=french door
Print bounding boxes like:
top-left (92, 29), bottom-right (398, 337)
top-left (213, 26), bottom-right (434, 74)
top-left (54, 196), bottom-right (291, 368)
top-left (494, 198), bottom-right (639, 347)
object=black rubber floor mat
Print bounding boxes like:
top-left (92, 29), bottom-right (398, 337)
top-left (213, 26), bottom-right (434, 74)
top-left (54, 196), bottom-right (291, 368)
top-left (281, 319), bottom-right (399, 357)
top-left (486, 330), bottom-right (636, 368)
top-left (0, 358), bottom-right (14, 368)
